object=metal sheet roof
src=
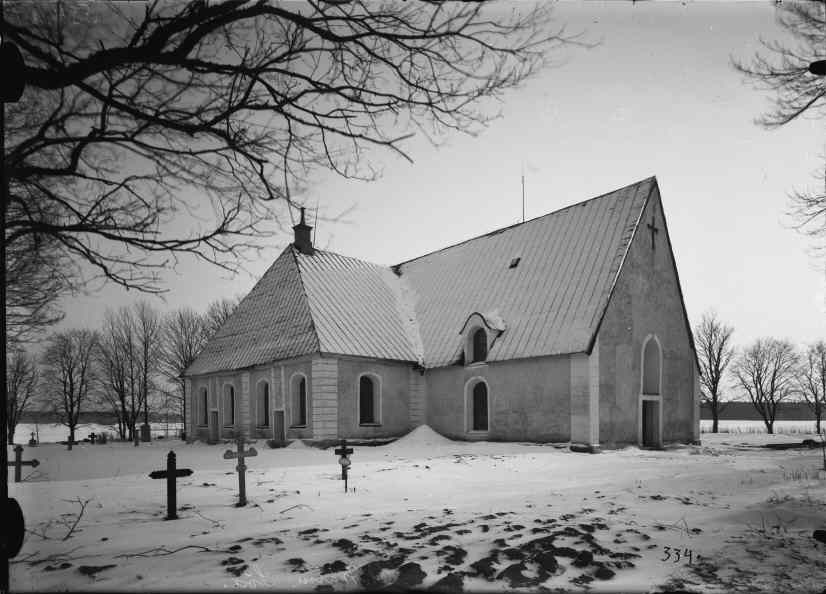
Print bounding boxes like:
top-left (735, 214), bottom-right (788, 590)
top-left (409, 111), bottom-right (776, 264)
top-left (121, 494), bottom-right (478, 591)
top-left (184, 248), bottom-right (319, 376)
top-left (186, 177), bottom-right (655, 375)
top-left (296, 250), bottom-right (422, 363)
top-left (397, 177), bottom-right (654, 367)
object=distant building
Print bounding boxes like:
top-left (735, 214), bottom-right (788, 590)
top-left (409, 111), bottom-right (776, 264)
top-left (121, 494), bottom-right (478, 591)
top-left (184, 177), bottom-right (700, 450)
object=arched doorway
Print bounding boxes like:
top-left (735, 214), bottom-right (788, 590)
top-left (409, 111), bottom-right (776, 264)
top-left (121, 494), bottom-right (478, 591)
top-left (640, 336), bottom-right (662, 448)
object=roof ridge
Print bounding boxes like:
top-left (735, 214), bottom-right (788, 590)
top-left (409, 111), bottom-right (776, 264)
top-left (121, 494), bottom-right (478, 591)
top-left (395, 176), bottom-right (657, 269)
top-left (289, 245), bottom-right (322, 354)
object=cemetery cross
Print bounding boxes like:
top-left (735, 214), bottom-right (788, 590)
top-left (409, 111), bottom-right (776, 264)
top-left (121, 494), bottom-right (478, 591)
top-left (223, 436), bottom-right (257, 506)
top-left (334, 439), bottom-right (353, 493)
top-left (7, 445), bottom-right (39, 483)
top-left (148, 451), bottom-right (193, 520)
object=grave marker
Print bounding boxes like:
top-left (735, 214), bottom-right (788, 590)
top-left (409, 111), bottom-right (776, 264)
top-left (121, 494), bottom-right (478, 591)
top-left (148, 451), bottom-right (193, 520)
top-left (223, 436), bottom-right (257, 506)
top-left (334, 439), bottom-right (353, 493)
top-left (7, 445), bottom-right (39, 483)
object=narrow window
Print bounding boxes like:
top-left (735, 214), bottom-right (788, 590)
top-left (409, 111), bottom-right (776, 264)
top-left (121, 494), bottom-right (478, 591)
top-left (224, 385), bottom-right (235, 426)
top-left (472, 382), bottom-right (488, 431)
top-left (200, 388), bottom-right (208, 425)
top-left (359, 376), bottom-right (376, 425)
top-left (472, 328), bottom-right (487, 362)
top-left (643, 339), bottom-right (661, 395)
top-left (259, 382), bottom-right (270, 427)
top-left (292, 376), bottom-right (307, 427)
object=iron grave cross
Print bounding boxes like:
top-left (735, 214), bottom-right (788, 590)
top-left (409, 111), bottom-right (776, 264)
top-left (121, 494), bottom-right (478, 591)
top-left (223, 436), bottom-right (257, 506)
top-left (7, 445), bottom-right (39, 483)
top-left (334, 439), bottom-right (353, 493)
top-left (647, 213), bottom-right (659, 250)
top-left (149, 451), bottom-right (193, 520)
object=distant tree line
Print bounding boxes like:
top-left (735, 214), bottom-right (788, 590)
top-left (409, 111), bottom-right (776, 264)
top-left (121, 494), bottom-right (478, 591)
top-left (6, 296), bottom-right (240, 447)
top-left (693, 310), bottom-right (825, 435)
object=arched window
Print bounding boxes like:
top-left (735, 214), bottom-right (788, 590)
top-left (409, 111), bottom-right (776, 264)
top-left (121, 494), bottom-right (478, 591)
top-left (223, 385), bottom-right (235, 426)
top-left (470, 381), bottom-right (489, 431)
top-left (472, 328), bottom-right (487, 362)
top-left (291, 374), bottom-right (307, 427)
top-left (199, 388), bottom-right (208, 425)
top-left (642, 338), bottom-right (661, 395)
top-left (359, 375), bottom-right (380, 425)
top-left (258, 382), bottom-right (270, 427)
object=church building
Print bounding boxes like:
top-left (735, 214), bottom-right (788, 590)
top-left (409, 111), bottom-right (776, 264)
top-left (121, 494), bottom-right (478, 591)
top-left (184, 176), bottom-right (700, 451)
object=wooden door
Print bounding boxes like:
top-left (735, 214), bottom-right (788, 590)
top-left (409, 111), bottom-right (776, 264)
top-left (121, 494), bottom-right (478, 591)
top-left (209, 411), bottom-right (219, 443)
top-left (642, 400), bottom-right (658, 447)
top-left (274, 411), bottom-right (286, 444)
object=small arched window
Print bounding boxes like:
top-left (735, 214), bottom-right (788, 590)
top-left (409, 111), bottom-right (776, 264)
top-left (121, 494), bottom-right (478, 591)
top-left (642, 338), bottom-right (661, 395)
top-left (471, 381), bottom-right (489, 431)
top-left (359, 375), bottom-right (378, 425)
top-left (258, 382), bottom-right (270, 427)
top-left (291, 375), bottom-right (307, 427)
top-left (472, 328), bottom-right (488, 362)
top-left (223, 385), bottom-right (235, 426)
top-left (199, 388), bottom-right (208, 425)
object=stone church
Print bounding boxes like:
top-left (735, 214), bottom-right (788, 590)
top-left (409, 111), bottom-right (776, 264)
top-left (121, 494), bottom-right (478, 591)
top-left (184, 176), bottom-right (700, 450)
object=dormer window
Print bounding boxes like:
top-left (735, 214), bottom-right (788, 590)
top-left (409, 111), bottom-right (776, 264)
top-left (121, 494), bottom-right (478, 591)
top-left (471, 328), bottom-right (487, 362)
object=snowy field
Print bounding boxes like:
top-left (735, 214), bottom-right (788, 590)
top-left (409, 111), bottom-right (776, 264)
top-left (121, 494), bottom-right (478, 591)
top-left (8, 426), bottom-right (826, 593)
top-left (700, 420), bottom-right (820, 435)
top-left (12, 422), bottom-right (184, 444)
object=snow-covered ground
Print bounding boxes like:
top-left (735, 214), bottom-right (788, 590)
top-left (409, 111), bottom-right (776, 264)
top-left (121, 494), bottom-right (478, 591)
top-left (12, 422), bottom-right (184, 444)
top-left (700, 420), bottom-right (820, 435)
top-left (8, 426), bottom-right (826, 592)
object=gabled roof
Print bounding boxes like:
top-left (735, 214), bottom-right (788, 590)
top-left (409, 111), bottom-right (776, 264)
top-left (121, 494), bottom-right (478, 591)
top-left (398, 177), bottom-right (654, 367)
top-left (185, 248), bottom-right (421, 376)
top-left (186, 176), bottom-right (660, 375)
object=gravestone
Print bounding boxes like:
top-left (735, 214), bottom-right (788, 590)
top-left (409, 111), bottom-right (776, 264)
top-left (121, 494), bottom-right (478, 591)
top-left (223, 436), bottom-right (257, 506)
top-left (334, 439), bottom-right (353, 493)
top-left (148, 451), bottom-right (193, 520)
top-left (7, 445), bottom-right (39, 483)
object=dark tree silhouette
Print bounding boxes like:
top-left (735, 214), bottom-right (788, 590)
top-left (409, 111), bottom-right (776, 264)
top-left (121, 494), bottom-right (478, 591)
top-left (733, 338), bottom-right (799, 435)
top-left (799, 340), bottom-right (826, 434)
top-left (733, 1), bottom-right (826, 256)
top-left (41, 328), bottom-right (99, 450)
top-left (6, 349), bottom-right (39, 445)
top-left (693, 311), bottom-right (735, 433)
top-left (2, 0), bottom-right (578, 319)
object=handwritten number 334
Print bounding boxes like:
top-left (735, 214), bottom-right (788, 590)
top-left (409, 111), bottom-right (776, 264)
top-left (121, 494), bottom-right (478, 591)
top-left (660, 547), bottom-right (693, 564)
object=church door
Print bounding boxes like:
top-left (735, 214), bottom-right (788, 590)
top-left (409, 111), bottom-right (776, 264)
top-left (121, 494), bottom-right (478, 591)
top-left (273, 411), bottom-right (286, 444)
top-left (642, 400), bottom-right (659, 447)
top-left (209, 411), bottom-right (219, 444)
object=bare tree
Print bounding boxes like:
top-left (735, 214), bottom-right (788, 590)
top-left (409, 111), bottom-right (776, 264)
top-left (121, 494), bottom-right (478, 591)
top-left (96, 303), bottom-right (162, 444)
top-left (2, 0), bottom-right (578, 324)
top-left (41, 329), bottom-right (99, 449)
top-left (733, 1), bottom-right (826, 256)
top-left (6, 349), bottom-right (39, 444)
top-left (733, 338), bottom-right (799, 434)
top-left (798, 341), bottom-right (826, 434)
top-left (134, 301), bottom-right (162, 440)
top-left (693, 310), bottom-right (736, 433)
top-left (159, 306), bottom-right (209, 436)
top-left (204, 296), bottom-right (242, 338)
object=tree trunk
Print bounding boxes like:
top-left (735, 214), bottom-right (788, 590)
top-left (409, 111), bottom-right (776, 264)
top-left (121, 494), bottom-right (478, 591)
top-left (68, 426), bottom-right (75, 450)
top-left (711, 408), bottom-right (719, 433)
top-left (816, 414), bottom-right (822, 436)
top-left (766, 420), bottom-right (774, 434)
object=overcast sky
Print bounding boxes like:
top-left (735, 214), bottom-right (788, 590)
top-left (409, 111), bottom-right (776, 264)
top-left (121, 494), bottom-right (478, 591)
top-left (59, 0), bottom-right (825, 351)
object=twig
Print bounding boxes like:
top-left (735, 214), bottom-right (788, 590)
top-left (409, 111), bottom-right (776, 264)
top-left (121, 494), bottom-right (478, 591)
top-left (60, 497), bottom-right (92, 541)
top-left (193, 510), bottom-right (224, 529)
top-left (13, 546), bottom-right (84, 566)
top-left (279, 504), bottom-right (312, 514)
top-left (115, 545), bottom-right (222, 559)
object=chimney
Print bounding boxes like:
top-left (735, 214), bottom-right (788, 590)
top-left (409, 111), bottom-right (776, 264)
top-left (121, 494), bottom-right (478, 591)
top-left (293, 207), bottom-right (314, 255)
